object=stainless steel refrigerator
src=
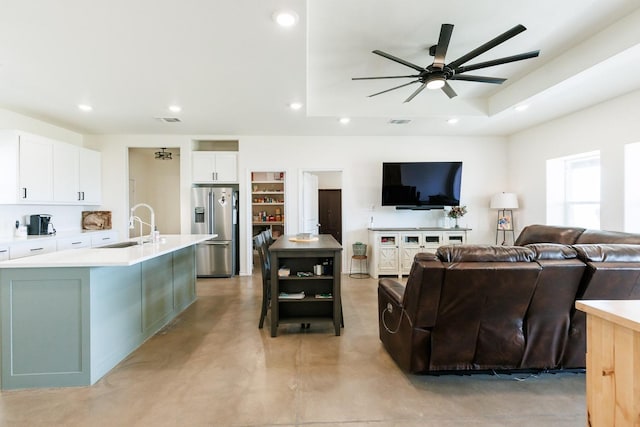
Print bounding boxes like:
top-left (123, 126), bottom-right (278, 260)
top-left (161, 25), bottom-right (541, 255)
top-left (191, 186), bottom-right (238, 277)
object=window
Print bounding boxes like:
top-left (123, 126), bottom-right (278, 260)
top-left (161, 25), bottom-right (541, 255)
top-left (625, 142), bottom-right (640, 232)
top-left (547, 151), bottom-right (600, 228)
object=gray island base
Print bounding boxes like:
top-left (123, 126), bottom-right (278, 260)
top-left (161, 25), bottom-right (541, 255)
top-left (0, 235), bottom-right (210, 390)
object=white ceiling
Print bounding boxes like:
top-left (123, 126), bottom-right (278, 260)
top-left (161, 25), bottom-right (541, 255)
top-left (1, 0), bottom-right (640, 137)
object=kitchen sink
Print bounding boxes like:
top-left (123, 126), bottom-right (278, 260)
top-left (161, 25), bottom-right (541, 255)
top-left (97, 241), bottom-right (140, 248)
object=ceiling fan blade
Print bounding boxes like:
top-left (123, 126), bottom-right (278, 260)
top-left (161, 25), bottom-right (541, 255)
top-left (433, 24), bottom-right (454, 69)
top-left (447, 24), bottom-right (527, 69)
top-left (372, 50), bottom-right (425, 72)
top-left (454, 50), bottom-right (540, 73)
top-left (449, 74), bottom-right (506, 84)
top-left (368, 80), bottom-right (420, 97)
top-left (442, 82), bottom-right (457, 98)
top-left (404, 82), bottom-right (428, 103)
top-left (352, 75), bottom-right (420, 80)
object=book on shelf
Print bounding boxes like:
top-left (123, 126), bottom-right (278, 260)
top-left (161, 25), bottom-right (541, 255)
top-left (314, 293), bottom-right (332, 299)
top-left (279, 291), bottom-right (305, 300)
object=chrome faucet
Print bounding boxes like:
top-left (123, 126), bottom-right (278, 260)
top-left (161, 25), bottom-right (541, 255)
top-left (129, 203), bottom-right (156, 243)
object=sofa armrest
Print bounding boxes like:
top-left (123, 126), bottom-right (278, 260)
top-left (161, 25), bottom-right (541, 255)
top-left (379, 278), bottom-right (405, 306)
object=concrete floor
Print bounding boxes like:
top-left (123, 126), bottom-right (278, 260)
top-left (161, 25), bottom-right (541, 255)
top-left (0, 271), bottom-right (586, 426)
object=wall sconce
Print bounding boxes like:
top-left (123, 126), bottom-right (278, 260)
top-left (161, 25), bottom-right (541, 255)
top-left (490, 192), bottom-right (519, 245)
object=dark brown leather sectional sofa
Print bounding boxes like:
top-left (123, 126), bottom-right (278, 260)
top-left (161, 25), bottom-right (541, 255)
top-left (378, 224), bottom-right (640, 374)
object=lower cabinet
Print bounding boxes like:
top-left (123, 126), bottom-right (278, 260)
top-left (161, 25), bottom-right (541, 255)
top-left (369, 228), bottom-right (469, 278)
top-left (0, 246), bottom-right (197, 390)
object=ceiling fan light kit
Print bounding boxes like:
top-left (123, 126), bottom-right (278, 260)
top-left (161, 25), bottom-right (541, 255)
top-left (353, 23), bottom-right (540, 102)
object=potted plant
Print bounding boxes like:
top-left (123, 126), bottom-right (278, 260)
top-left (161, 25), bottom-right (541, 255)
top-left (447, 206), bottom-right (467, 228)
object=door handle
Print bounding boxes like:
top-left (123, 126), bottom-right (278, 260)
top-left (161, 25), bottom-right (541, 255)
top-left (22, 188), bottom-right (27, 199)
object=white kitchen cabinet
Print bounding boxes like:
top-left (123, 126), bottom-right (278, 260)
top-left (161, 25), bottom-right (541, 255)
top-left (90, 231), bottom-right (118, 247)
top-left (369, 228), bottom-right (469, 278)
top-left (78, 148), bottom-right (102, 204)
top-left (56, 235), bottom-right (92, 250)
top-left (0, 130), bottom-right (101, 205)
top-left (192, 151), bottom-right (238, 183)
top-left (53, 142), bottom-right (79, 203)
top-left (0, 131), bottom-right (56, 204)
top-left (9, 239), bottom-right (57, 259)
top-left (53, 144), bottom-right (102, 205)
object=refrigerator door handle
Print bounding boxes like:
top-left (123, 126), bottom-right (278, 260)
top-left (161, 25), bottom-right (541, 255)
top-left (205, 241), bottom-right (230, 246)
top-left (208, 190), bottom-right (214, 234)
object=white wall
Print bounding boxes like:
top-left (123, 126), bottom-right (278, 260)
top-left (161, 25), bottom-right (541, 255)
top-left (239, 135), bottom-right (508, 274)
top-left (87, 133), bottom-right (507, 275)
top-left (508, 88), bottom-right (640, 231)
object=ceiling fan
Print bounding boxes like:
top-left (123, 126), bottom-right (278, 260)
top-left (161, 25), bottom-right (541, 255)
top-left (352, 24), bottom-right (540, 102)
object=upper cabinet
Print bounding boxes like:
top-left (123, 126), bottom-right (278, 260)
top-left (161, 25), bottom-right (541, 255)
top-left (18, 133), bottom-right (54, 202)
top-left (192, 151), bottom-right (238, 183)
top-left (78, 148), bottom-right (102, 204)
top-left (0, 130), bottom-right (102, 205)
top-left (53, 143), bottom-right (102, 205)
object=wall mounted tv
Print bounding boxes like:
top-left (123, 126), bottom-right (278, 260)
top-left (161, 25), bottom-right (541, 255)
top-left (381, 161), bottom-right (462, 209)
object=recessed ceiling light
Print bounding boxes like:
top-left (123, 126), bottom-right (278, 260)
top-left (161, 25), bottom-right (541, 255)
top-left (515, 104), bottom-right (529, 112)
top-left (273, 11), bottom-right (298, 27)
top-left (289, 102), bottom-right (303, 110)
top-left (77, 104), bottom-right (92, 112)
top-left (168, 105), bottom-right (182, 113)
top-left (447, 118), bottom-right (459, 124)
top-left (339, 117), bottom-right (350, 124)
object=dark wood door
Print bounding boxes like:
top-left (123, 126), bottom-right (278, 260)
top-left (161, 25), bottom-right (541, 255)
top-left (319, 189), bottom-right (342, 244)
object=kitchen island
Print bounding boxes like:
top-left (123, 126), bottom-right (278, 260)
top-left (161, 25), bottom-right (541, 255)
top-left (0, 234), bottom-right (213, 390)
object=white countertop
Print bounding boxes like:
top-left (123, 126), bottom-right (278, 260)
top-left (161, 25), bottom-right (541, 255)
top-left (0, 234), bottom-right (214, 268)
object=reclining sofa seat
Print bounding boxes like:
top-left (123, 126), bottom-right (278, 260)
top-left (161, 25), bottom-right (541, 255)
top-left (378, 245), bottom-right (584, 373)
top-left (378, 224), bottom-right (640, 374)
top-left (516, 224), bottom-right (640, 368)
top-left (561, 243), bottom-right (640, 367)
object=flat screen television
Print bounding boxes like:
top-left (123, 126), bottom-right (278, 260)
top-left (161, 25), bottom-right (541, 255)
top-left (381, 161), bottom-right (462, 209)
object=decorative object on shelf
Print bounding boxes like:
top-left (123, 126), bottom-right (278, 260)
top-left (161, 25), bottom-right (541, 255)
top-left (82, 211), bottom-right (112, 230)
top-left (447, 205), bottom-right (467, 228)
top-left (154, 147), bottom-right (172, 160)
top-left (490, 192), bottom-right (519, 245)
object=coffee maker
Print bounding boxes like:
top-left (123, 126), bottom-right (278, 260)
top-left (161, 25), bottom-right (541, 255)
top-left (27, 214), bottom-right (53, 235)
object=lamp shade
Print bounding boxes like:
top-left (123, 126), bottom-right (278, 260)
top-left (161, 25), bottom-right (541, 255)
top-left (490, 192), bottom-right (519, 209)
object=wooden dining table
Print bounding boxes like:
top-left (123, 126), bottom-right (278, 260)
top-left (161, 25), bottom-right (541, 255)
top-left (268, 234), bottom-right (343, 337)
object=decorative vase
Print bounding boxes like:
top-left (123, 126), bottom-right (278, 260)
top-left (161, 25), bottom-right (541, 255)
top-left (454, 218), bottom-right (459, 228)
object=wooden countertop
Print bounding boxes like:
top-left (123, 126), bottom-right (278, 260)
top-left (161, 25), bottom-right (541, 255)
top-left (576, 299), bottom-right (640, 332)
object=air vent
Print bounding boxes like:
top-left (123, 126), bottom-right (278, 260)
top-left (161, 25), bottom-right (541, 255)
top-left (155, 117), bottom-right (182, 123)
top-left (388, 119), bottom-right (411, 125)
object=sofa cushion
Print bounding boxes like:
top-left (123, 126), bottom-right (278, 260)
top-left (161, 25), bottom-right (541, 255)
top-left (574, 244), bottom-right (640, 262)
top-left (514, 224), bottom-right (585, 246)
top-left (575, 229), bottom-right (640, 244)
top-left (436, 245), bottom-right (535, 263)
top-left (525, 243), bottom-right (578, 260)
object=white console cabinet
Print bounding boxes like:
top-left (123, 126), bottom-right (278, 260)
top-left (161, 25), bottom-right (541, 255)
top-left (369, 228), bottom-right (469, 278)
